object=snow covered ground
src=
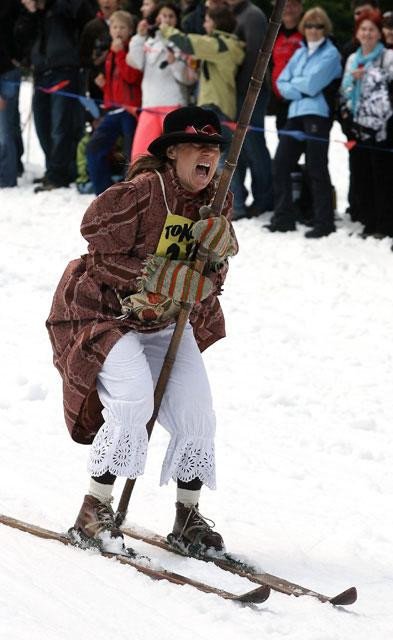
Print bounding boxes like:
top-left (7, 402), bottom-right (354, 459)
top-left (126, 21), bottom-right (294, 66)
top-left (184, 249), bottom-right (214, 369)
top-left (1, 81), bottom-right (393, 640)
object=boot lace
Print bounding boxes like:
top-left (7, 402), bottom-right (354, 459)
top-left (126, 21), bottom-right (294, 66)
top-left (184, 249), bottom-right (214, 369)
top-left (85, 499), bottom-right (119, 536)
top-left (179, 505), bottom-right (218, 542)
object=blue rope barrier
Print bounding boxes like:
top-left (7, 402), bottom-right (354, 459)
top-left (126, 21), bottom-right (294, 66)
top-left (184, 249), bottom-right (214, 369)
top-left (4, 78), bottom-right (393, 155)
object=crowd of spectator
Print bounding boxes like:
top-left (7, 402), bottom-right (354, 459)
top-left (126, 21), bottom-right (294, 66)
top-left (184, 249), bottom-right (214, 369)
top-left (0, 0), bottom-right (393, 241)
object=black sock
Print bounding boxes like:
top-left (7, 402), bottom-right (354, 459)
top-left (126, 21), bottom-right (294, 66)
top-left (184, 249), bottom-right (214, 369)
top-left (177, 478), bottom-right (203, 491)
top-left (92, 471), bottom-right (117, 485)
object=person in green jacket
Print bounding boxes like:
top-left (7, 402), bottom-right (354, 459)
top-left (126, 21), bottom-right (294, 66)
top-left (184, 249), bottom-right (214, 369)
top-left (159, 5), bottom-right (245, 154)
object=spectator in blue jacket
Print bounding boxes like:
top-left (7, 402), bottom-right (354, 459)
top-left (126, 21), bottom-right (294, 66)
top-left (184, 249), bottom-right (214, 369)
top-left (267, 6), bottom-right (342, 238)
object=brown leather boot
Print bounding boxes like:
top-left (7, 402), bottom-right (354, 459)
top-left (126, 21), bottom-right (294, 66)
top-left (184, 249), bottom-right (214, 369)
top-left (170, 502), bottom-right (225, 554)
top-left (71, 494), bottom-right (125, 554)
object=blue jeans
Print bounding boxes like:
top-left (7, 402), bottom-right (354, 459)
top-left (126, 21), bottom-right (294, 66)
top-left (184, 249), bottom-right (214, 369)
top-left (0, 68), bottom-right (21, 187)
top-left (33, 68), bottom-right (81, 186)
top-left (230, 87), bottom-right (273, 213)
top-left (87, 109), bottom-right (136, 195)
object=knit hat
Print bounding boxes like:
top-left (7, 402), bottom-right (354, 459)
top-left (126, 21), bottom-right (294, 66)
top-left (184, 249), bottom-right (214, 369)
top-left (148, 106), bottom-right (227, 158)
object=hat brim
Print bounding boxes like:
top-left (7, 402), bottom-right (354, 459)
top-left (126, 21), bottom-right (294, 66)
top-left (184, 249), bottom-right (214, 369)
top-left (148, 131), bottom-right (228, 158)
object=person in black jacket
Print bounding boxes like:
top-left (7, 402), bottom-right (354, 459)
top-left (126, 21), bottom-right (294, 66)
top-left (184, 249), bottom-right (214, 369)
top-left (0, 0), bottom-right (22, 187)
top-left (227, 0), bottom-right (273, 218)
top-left (16, 0), bottom-right (95, 191)
top-left (181, 0), bottom-right (206, 34)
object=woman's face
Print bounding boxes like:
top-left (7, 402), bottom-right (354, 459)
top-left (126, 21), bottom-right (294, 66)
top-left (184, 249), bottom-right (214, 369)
top-left (156, 7), bottom-right (178, 27)
top-left (356, 19), bottom-right (381, 50)
top-left (304, 21), bottom-right (325, 42)
top-left (141, 0), bottom-right (156, 18)
top-left (203, 15), bottom-right (215, 36)
top-left (382, 25), bottom-right (393, 46)
top-left (282, 0), bottom-right (303, 29)
top-left (98, 0), bottom-right (120, 20)
top-left (168, 142), bottom-right (221, 192)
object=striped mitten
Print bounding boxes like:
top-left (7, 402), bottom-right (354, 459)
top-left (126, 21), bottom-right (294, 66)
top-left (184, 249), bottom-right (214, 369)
top-left (141, 256), bottom-right (213, 304)
top-left (192, 215), bottom-right (236, 260)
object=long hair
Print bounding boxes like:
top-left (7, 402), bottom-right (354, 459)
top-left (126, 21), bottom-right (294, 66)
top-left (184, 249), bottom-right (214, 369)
top-left (126, 154), bottom-right (168, 181)
top-left (150, 1), bottom-right (181, 27)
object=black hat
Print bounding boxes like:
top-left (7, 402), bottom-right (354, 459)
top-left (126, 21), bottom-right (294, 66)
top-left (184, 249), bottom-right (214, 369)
top-left (148, 106), bottom-right (227, 158)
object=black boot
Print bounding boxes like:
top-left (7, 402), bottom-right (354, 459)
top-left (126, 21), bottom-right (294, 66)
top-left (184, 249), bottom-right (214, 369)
top-left (264, 221), bottom-right (296, 232)
top-left (305, 225), bottom-right (335, 239)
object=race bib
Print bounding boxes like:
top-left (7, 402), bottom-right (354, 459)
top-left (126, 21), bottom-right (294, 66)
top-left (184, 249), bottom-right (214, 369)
top-left (155, 212), bottom-right (195, 260)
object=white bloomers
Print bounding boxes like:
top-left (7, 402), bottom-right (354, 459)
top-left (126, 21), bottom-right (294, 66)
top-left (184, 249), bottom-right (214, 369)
top-left (87, 323), bottom-right (216, 489)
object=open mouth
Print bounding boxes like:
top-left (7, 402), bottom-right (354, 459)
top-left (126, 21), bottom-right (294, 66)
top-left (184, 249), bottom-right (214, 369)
top-left (195, 163), bottom-right (210, 177)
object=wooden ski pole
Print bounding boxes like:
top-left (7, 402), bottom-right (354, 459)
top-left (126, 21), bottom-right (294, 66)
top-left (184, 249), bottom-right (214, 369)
top-left (115, 0), bottom-right (287, 524)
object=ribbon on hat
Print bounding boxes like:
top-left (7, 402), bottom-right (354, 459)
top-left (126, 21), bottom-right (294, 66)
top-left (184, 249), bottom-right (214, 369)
top-left (184, 124), bottom-right (219, 136)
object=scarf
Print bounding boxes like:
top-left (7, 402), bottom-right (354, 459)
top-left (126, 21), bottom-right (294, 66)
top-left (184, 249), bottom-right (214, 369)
top-left (342, 42), bottom-right (384, 115)
top-left (307, 38), bottom-right (325, 57)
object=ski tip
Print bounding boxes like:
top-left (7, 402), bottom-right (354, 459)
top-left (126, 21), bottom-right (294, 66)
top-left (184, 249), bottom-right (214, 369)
top-left (329, 586), bottom-right (357, 606)
top-left (235, 584), bottom-right (271, 604)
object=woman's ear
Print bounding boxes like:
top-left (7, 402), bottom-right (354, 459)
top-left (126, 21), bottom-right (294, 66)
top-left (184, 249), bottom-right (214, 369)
top-left (166, 146), bottom-right (177, 160)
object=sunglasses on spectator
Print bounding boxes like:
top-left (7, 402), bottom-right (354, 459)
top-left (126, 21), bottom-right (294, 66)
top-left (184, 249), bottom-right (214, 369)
top-left (304, 23), bottom-right (325, 30)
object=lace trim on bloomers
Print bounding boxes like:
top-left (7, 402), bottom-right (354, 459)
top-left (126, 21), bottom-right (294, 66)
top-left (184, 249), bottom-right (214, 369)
top-left (160, 438), bottom-right (216, 490)
top-left (88, 407), bottom-right (148, 479)
top-left (88, 400), bottom-right (216, 486)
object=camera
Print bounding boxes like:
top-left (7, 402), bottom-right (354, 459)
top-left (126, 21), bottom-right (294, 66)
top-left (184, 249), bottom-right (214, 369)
top-left (159, 43), bottom-right (176, 69)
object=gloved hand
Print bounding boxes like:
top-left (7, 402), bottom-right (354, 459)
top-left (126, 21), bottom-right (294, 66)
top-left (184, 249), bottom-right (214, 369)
top-left (141, 255), bottom-right (213, 304)
top-left (192, 215), bottom-right (236, 260)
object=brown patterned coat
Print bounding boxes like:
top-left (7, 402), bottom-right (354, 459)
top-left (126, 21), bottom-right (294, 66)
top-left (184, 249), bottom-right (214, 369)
top-left (46, 165), bottom-right (237, 445)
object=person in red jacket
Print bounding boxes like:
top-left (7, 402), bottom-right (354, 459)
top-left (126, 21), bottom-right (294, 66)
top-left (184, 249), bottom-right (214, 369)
top-left (270, 0), bottom-right (303, 131)
top-left (79, 0), bottom-right (127, 103)
top-left (87, 10), bottom-right (143, 194)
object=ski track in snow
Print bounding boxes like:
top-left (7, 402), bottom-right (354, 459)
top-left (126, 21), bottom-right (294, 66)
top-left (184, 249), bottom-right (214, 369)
top-left (0, 81), bottom-right (393, 639)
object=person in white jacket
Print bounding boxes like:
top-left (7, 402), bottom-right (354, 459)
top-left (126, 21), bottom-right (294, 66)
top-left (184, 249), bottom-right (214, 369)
top-left (127, 1), bottom-right (197, 160)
